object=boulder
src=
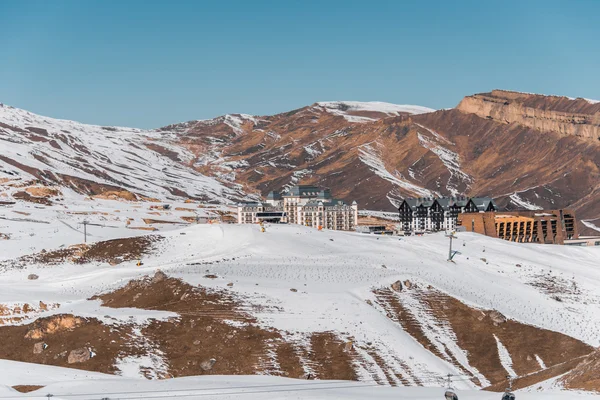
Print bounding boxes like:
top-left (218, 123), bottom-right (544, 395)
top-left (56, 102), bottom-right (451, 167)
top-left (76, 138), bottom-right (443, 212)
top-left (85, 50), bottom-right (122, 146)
top-left (290, 288), bottom-right (298, 292)
top-left (391, 280), bottom-right (403, 292)
top-left (68, 348), bottom-right (90, 364)
top-left (488, 310), bottom-right (507, 325)
top-left (33, 342), bottom-right (46, 354)
top-left (27, 274), bottom-right (39, 280)
top-left (403, 280), bottom-right (413, 289)
top-left (152, 270), bottom-right (167, 283)
top-left (200, 358), bottom-right (216, 371)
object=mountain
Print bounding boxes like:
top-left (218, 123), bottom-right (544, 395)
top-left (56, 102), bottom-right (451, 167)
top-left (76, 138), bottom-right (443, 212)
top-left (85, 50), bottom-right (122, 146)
top-left (1, 91), bottom-right (599, 234)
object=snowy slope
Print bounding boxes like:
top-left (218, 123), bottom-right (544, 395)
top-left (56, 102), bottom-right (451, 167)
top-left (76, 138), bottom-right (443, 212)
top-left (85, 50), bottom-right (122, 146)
top-left (1, 220), bottom-right (599, 391)
top-left (0, 364), bottom-right (597, 399)
top-left (0, 104), bottom-right (248, 202)
top-left (317, 101), bottom-right (434, 122)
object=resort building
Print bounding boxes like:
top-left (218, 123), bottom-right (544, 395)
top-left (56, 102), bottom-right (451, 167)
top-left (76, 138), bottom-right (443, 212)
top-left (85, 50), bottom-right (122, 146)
top-left (237, 185), bottom-right (358, 230)
top-left (398, 196), bottom-right (498, 233)
top-left (458, 209), bottom-right (578, 245)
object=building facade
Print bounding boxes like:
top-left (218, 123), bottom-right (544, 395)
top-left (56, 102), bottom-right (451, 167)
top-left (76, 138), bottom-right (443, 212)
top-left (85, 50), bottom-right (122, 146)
top-left (459, 209), bottom-right (578, 245)
top-left (398, 197), bottom-right (498, 233)
top-left (237, 185), bottom-right (358, 231)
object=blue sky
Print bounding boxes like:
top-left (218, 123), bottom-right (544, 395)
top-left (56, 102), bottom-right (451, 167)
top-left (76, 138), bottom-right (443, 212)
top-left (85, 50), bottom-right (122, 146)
top-left (1, 0), bottom-right (598, 128)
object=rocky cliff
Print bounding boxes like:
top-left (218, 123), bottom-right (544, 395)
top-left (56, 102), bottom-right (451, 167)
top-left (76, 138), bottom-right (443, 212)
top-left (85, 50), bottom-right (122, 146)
top-left (457, 90), bottom-right (600, 141)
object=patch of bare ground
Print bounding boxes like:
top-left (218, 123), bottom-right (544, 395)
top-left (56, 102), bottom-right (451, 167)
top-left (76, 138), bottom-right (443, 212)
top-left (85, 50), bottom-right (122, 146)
top-left (275, 342), bottom-right (305, 378)
top-left (12, 385), bottom-right (45, 393)
top-left (143, 218), bottom-right (186, 225)
top-left (2, 235), bottom-right (162, 268)
top-left (92, 190), bottom-right (139, 201)
top-left (0, 314), bottom-right (139, 374)
top-left (374, 285), bottom-right (593, 387)
top-left (12, 190), bottom-right (53, 205)
top-left (559, 348), bottom-right (600, 392)
top-left (373, 288), bottom-right (479, 386)
top-left (485, 355), bottom-right (588, 392)
top-left (421, 288), bottom-right (593, 385)
top-left (93, 273), bottom-right (359, 379)
top-left (308, 332), bottom-right (357, 381)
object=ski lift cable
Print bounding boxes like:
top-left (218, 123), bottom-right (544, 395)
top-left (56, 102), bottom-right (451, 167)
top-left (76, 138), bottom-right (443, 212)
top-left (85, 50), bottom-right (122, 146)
top-left (15, 380), bottom-right (383, 399)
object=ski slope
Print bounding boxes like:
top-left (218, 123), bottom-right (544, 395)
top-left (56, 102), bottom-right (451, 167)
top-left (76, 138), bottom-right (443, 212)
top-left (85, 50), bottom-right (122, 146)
top-left (0, 219), bottom-right (599, 391)
top-left (0, 363), bottom-right (597, 399)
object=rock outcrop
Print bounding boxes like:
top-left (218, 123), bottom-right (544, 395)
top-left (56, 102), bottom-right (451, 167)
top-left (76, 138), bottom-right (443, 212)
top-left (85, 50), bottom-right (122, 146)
top-left (457, 90), bottom-right (600, 141)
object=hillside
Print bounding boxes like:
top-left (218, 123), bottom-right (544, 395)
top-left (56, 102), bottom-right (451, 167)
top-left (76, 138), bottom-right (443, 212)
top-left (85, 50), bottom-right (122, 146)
top-left (0, 203), bottom-right (599, 394)
top-left (2, 92), bottom-right (599, 234)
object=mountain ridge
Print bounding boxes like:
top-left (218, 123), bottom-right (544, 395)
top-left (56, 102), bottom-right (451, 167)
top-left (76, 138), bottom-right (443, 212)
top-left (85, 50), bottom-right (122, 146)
top-left (1, 90), bottom-right (599, 234)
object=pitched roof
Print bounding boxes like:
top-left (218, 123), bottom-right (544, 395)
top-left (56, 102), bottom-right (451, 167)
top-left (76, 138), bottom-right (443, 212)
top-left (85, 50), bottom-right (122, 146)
top-left (471, 197), bottom-right (499, 211)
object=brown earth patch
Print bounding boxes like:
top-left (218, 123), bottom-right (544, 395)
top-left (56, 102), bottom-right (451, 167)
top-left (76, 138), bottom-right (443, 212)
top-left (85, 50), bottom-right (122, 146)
top-left (373, 288), bottom-right (479, 385)
top-left (559, 348), bottom-right (600, 392)
top-left (0, 314), bottom-right (138, 374)
top-left (275, 342), bottom-right (305, 378)
top-left (92, 190), bottom-right (139, 201)
top-left (374, 286), bottom-right (593, 387)
top-left (422, 289), bottom-right (593, 385)
top-left (2, 235), bottom-right (162, 268)
top-left (308, 332), bottom-right (358, 381)
top-left (92, 273), bottom-right (360, 379)
top-left (12, 385), bottom-right (45, 393)
top-left (486, 355), bottom-right (588, 392)
top-left (143, 218), bottom-right (186, 225)
top-left (145, 143), bottom-right (181, 162)
top-left (24, 186), bottom-right (61, 198)
top-left (12, 190), bottom-right (53, 206)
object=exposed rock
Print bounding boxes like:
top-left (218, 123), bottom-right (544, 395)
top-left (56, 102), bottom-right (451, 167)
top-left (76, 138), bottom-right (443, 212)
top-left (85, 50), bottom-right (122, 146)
top-left (488, 310), bottom-right (507, 325)
top-left (391, 280), bottom-right (403, 292)
top-left (27, 274), bottom-right (39, 280)
top-left (33, 342), bottom-right (46, 354)
top-left (25, 315), bottom-right (82, 339)
top-left (67, 348), bottom-right (90, 364)
top-left (152, 270), bottom-right (167, 283)
top-left (457, 90), bottom-right (600, 141)
top-left (403, 280), bottom-right (413, 289)
top-left (200, 358), bottom-right (216, 371)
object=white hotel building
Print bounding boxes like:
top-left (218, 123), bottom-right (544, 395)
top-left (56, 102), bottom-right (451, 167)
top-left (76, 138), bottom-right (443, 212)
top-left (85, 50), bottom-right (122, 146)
top-left (237, 185), bottom-right (358, 231)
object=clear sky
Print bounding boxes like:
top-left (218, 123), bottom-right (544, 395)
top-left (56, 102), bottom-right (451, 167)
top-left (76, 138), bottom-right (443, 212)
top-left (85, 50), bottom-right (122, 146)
top-left (1, 0), bottom-right (598, 128)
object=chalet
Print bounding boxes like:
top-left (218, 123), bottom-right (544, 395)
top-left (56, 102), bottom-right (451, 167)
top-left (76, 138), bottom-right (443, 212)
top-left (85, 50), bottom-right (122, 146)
top-left (398, 196), bottom-right (498, 233)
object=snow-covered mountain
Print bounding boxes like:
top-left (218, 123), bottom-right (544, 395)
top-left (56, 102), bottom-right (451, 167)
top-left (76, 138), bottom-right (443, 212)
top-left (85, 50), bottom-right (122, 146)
top-left (3, 91), bottom-right (599, 234)
top-left (0, 104), bottom-right (250, 203)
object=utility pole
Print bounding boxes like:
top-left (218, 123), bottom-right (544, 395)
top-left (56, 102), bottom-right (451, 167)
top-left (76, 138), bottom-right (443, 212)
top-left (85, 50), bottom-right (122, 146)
top-left (446, 232), bottom-right (458, 261)
top-left (83, 220), bottom-right (88, 243)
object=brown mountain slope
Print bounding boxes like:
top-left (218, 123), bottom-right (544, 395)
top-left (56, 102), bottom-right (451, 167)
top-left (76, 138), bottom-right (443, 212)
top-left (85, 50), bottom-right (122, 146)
top-left (1, 93), bottom-right (598, 234)
top-left (165, 95), bottom-right (600, 234)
